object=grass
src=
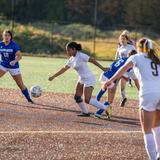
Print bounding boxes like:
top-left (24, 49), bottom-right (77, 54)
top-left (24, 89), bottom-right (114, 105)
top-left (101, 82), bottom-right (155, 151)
top-left (78, 40), bottom-right (118, 60)
top-left (0, 56), bottom-right (138, 99)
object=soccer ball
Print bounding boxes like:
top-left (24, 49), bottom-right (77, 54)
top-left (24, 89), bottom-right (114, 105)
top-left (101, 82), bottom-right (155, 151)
top-left (30, 85), bottom-right (42, 97)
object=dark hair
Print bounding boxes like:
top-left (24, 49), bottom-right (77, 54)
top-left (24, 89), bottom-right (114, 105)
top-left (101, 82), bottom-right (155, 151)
top-left (138, 38), bottom-right (160, 64)
top-left (128, 50), bottom-right (137, 57)
top-left (3, 30), bottom-right (13, 40)
top-left (66, 42), bottom-right (82, 51)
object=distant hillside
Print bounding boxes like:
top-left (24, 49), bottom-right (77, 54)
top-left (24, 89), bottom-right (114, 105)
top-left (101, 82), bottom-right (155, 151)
top-left (0, 20), bottom-right (159, 60)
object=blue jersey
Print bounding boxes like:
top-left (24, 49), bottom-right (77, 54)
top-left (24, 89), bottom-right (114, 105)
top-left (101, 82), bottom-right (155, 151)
top-left (103, 57), bottom-right (129, 79)
top-left (0, 41), bottom-right (20, 68)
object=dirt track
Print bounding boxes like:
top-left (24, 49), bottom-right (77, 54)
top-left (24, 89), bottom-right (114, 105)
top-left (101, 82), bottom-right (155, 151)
top-left (0, 88), bottom-right (147, 160)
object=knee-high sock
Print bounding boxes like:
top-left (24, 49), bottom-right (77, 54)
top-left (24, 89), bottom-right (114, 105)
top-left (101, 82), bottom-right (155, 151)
top-left (144, 133), bottom-right (157, 160)
top-left (78, 102), bottom-right (89, 114)
top-left (152, 127), bottom-right (160, 158)
top-left (96, 89), bottom-right (106, 101)
top-left (96, 101), bottom-right (110, 115)
top-left (89, 98), bottom-right (109, 110)
top-left (21, 88), bottom-right (32, 101)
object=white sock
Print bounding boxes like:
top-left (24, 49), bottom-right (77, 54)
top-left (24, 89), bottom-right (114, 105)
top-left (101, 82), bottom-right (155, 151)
top-left (121, 89), bottom-right (126, 99)
top-left (144, 133), bottom-right (157, 160)
top-left (78, 102), bottom-right (89, 114)
top-left (89, 98), bottom-right (108, 110)
top-left (152, 126), bottom-right (160, 158)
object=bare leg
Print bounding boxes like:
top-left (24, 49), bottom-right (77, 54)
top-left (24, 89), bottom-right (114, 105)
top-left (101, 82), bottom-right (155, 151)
top-left (12, 74), bottom-right (26, 90)
top-left (0, 69), bottom-right (6, 78)
top-left (12, 74), bottom-right (33, 102)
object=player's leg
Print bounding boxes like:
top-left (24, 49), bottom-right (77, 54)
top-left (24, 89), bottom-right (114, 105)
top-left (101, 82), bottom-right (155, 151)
top-left (128, 78), bottom-right (133, 87)
top-left (140, 109), bottom-right (157, 160)
top-left (152, 109), bottom-right (160, 159)
top-left (84, 86), bottom-right (109, 110)
top-left (96, 88), bottom-right (106, 101)
top-left (0, 65), bottom-right (7, 77)
top-left (133, 79), bottom-right (139, 90)
top-left (0, 70), bottom-right (6, 78)
top-left (74, 82), bottom-right (89, 116)
top-left (10, 70), bottom-right (33, 103)
top-left (129, 71), bottom-right (139, 90)
top-left (120, 77), bottom-right (127, 107)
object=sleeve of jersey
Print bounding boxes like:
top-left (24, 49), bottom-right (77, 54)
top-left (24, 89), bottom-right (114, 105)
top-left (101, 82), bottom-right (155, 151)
top-left (131, 45), bottom-right (136, 51)
top-left (65, 58), bottom-right (72, 67)
top-left (81, 53), bottom-right (90, 62)
top-left (127, 55), bottom-right (137, 67)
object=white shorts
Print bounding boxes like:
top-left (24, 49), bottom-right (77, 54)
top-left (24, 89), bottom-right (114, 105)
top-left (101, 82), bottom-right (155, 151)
top-left (123, 70), bottom-right (137, 80)
top-left (0, 65), bottom-right (21, 76)
top-left (139, 93), bottom-right (160, 111)
top-left (78, 76), bottom-right (96, 87)
top-left (99, 73), bottom-right (115, 88)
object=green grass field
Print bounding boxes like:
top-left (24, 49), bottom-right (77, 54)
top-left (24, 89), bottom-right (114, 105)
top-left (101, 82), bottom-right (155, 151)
top-left (0, 56), bottom-right (138, 99)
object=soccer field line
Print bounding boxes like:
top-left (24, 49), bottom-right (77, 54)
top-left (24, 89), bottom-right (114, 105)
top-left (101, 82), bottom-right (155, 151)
top-left (0, 130), bottom-right (142, 134)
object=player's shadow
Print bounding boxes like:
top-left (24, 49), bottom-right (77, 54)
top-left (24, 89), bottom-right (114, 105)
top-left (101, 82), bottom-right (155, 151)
top-left (0, 101), bottom-right (80, 114)
top-left (75, 115), bottom-right (140, 126)
top-left (112, 115), bottom-right (139, 122)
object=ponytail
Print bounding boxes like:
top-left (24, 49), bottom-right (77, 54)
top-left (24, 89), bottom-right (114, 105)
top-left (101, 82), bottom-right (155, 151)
top-left (138, 38), bottom-right (160, 65)
top-left (148, 49), bottom-right (160, 64)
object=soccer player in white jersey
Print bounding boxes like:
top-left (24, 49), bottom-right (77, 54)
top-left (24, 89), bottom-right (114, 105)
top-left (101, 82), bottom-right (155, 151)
top-left (48, 42), bottom-right (109, 116)
top-left (115, 34), bottom-right (137, 107)
top-left (103, 38), bottom-right (160, 160)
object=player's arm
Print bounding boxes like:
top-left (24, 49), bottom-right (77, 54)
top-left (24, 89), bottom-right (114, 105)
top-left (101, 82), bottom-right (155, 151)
top-left (10, 51), bottom-right (22, 66)
top-left (48, 65), bottom-right (70, 81)
top-left (115, 51), bottom-right (119, 60)
top-left (89, 57), bottom-right (108, 71)
top-left (103, 61), bottom-right (133, 89)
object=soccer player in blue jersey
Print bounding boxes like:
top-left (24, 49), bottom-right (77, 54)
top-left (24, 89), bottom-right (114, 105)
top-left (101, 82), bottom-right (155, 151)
top-left (95, 50), bottom-right (139, 118)
top-left (0, 30), bottom-right (33, 103)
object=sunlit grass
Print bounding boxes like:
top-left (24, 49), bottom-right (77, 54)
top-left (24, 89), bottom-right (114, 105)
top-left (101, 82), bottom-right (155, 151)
top-left (0, 56), bottom-right (138, 99)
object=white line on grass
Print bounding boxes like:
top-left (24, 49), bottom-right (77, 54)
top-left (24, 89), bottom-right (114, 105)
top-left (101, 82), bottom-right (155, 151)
top-left (0, 130), bottom-right (142, 134)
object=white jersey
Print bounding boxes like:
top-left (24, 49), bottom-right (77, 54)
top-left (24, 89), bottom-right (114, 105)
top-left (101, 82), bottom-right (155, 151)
top-left (117, 44), bottom-right (136, 58)
top-left (127, 52), bottom-right (160, 96)
top-left (66, 51), bottom-right (95, 82)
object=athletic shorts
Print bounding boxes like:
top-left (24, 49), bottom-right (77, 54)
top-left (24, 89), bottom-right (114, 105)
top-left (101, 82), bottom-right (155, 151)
top-left (0, 64), bottom-right (21, 76)
top-left (139, 93), bottom-right (160, 111)
top-left (78, 76), bottom-right (96, 87)
top-left (99, 73), bottom-right (115, 88)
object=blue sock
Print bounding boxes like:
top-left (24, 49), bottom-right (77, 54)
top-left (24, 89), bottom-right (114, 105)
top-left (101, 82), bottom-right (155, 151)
top-left (96, 101), bottom-right (110, 115)
top-left (22, 88), bottom-right (32, 101)
top-left (96, 89), bottom-right (106, 101)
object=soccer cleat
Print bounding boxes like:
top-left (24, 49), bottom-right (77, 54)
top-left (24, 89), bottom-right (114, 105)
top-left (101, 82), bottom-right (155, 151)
top-left (94, 113), bottom-right (110, 120)
top-left (120, 98), bottom-right (127, 107)
top-left (28, 98), bottom-right (34, 104)
top-left (94, 113), bottom-right (102, 118)
top-left (77, 112), bottom-right (90, 117)
top-left (105, 105), bottom-right (112, 119)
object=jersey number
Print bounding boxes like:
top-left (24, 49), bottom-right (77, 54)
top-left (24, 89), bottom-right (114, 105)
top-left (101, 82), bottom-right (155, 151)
top-left (3, 52), bottom-right (9, 58)
top-left (151, 62), bottom-right (158, 76)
